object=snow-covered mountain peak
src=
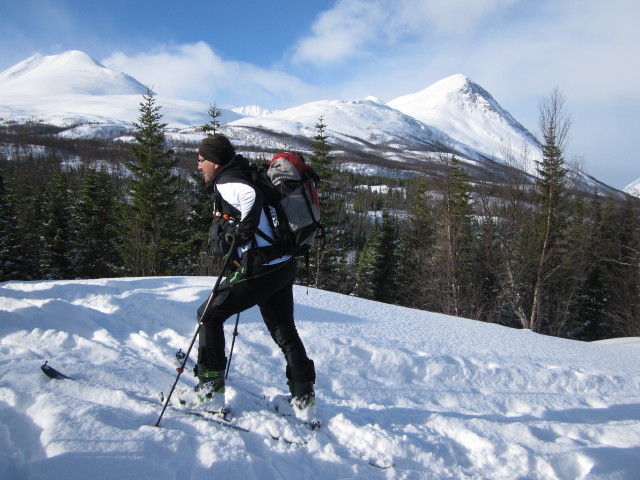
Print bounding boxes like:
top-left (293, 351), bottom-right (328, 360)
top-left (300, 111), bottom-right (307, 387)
top-left (419, 74), bottom-right (499, 111)
top-left (387, 74), bottom-right (540, 164)
top-left (228, 96), bottom-right (462, 156)
top-left (0, 50), bottom-right (148, 96)
top-left (230, 105), bottom-right (277, 117)
top-left (363, 95), bottom-right (385, 104)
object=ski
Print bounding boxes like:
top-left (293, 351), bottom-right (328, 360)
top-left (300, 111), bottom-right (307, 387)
top-left (174, 350), bottom-right (321, 430)
top-left (170, 407), bottom-right (308, 446)
top-left (40, 361), bottom-right (308, 446)
top-left (40, 360), bottom-right (391, 468)
top-left (41, 360), bottom-right (74, 380)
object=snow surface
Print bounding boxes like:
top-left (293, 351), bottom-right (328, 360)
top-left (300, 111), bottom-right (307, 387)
top-left (387, 74), bottom-right (542, 171)
top-left (623, 178), bottom-right (640, 199)
top-left (1, 277), bottom-right (640, 479)
top-left (0, 51), bottom-right (525, 167)
top-left (0, 51), bottom-right (147, 97)
top-left (226, 98), bottom-right (477, 161)
top-left (0, 51), bottom-right (242, 134)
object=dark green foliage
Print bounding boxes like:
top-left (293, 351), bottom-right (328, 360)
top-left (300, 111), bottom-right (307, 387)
top-left (0, 171), bottom-right (31, 280)
top-left (202, 102), bottom-right (223, 136)
top-left (307, 116), bottom-right (351, 292)
top-left (72, 167), bottom-right (121, 278)
top-left (0, 93), bottom-right (638, 341)
top-left (355, 208), bottom-right (400, 302)
top-left (40, 171), bottom-right (75, 279)
top-left (118, 87), bottom-right (183, 276)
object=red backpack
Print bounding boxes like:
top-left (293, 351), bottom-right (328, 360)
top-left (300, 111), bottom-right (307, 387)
top-left (252, 152), bottom-right (323, 257)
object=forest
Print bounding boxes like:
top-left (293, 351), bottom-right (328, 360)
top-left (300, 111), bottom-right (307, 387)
top-left (1, 89), bottom-right (639, 341)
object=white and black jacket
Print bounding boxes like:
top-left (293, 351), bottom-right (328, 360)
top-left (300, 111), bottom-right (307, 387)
top-left (210, 155), bottom-right (290, 266)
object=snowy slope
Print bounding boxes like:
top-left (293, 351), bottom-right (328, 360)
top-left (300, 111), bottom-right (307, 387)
top-left (0, 51), bottom-right (633, 192)
top-left (230, 105), bottom-right (277, 117)
top-left (624, 178), bottom-right (640, 198)
top-left (227, 98), bottom-right (479, 162)
top-left (0, 51), bottom-right (148, 96)
top-left (387, 74), bottom-right (542, 168)
top-left (0, 51), bottom-right (242, 135)
top-left (1, 277), bottom-right (640, 479)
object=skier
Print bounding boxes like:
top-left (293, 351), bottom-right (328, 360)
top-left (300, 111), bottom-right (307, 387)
top-left (185, 134), bottom-right (316, 415)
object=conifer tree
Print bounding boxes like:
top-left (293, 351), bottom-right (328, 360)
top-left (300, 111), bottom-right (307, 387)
top-left (398, 176), bottom-right (436, 309)
top-left (355, 208), bottom-right (400, 302)
top-left (599, 197), bottom-right (640, 337)
top-left (202, 102), bottom-right (223, 136)
top-left (430, 156), bottom-right (479, 317)
top-left (118, 87), bottom-right (182, 276)
top-left (40, 170), bottom-right (75, 279)
top-left (529, 88), bottom-right (571, 333)
top-left (12, 174), bottom-right (44, 280)
top-left (186, 101), bottom-right (224, 275)
top-left (0, 171), bottom-right (30, 281)
top-left (73, 167), bottom-right (121, 278)
top-left (308, 115), bottom-right (349, 291)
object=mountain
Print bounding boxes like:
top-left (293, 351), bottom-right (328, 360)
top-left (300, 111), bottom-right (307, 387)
top-left (230, 105), bottom-right (277, 117)
top-left (225, 97), bottom-right (480, 163)
top-left (0, 51), bottom-right (246, 138)
top-left (0, 50), bottom-right (148, 96)
top-left (387, 74), bottom-right (541, 169)
top-left (0, 50), bottom-right (629, 194)
top-left (625, 178), bottom-right (640, 198)
top-left (1, 276), bottom-right (639, 478)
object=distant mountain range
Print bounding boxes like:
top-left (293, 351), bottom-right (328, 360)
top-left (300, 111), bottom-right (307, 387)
top-left (0, 50), bottom-right (636, 197)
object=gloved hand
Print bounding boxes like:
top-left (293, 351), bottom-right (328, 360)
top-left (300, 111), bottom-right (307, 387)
top-left (224, 224), bottom-right (251, 246)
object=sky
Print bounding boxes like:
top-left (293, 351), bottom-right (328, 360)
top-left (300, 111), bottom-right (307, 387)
top-left (1, 0), bottom-right (639, 189)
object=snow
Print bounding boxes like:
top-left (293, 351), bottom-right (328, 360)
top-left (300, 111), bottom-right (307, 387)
top-left (230, 106), bottom-right (278, 118)
top-left (227, 98), bottom-right (476, 160)
top-left (1, 277), bottom-right (640, 479)
top-left (0, 51), bottom-right (147, 96)
top-left (0, 50), bottom-right (635, 194)
top-left (0, 51), bottom-right (241, 133)
top-left (623, 178), bottom-right (640, 198)
top-left (387, 74), bottom-right (542, 172)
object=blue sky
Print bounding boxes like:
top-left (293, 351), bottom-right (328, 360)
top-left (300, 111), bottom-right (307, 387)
top-left (1, 0), bottom-right (639, 189)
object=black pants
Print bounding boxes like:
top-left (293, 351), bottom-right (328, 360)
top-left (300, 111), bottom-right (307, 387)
top-left (197, 258), bottom-right (315, 383)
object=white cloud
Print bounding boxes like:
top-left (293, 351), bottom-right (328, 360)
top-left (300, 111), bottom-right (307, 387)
top-left (290, 0), bottom-right (518, 64)
top-left (286, 0), bottom-right (640, 188)
top-left (102, 42), bottom-right (320, 108)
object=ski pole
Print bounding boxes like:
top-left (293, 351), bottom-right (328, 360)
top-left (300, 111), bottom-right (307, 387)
top-left (155, 238), bottom-right (237, 428)
top-left (224, 312), bottom-right (241, 380)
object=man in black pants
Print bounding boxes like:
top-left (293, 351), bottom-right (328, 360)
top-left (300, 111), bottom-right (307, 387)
top-left (188, 134), bottom-right (315, 414)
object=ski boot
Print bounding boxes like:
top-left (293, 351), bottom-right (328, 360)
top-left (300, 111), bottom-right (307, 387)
top-left (176, 364), bottom-right (227, 417)
top-left (288, 380), bottom-right (319, 428)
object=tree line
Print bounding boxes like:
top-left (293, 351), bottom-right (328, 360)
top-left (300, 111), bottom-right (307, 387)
top-left (1, 89), bottom-right (639, 341)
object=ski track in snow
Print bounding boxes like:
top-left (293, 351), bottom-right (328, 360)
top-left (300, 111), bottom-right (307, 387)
top-left (1, 276), bottom-right (640, 479)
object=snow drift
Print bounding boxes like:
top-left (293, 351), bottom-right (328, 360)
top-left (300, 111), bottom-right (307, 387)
top-left (1, 277), bottom-right (639, 479)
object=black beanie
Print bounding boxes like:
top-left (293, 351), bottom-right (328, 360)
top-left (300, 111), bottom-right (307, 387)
top-left (198, 134), bottom-right (236, 165)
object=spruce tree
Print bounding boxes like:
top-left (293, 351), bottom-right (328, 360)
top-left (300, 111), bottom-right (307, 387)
top-left (529, 88), bottom-right (571, 333)
top-left (202, 102), bottom-right (223, 136)
top-left (187, 102), bottom-right (224, 275)
top-left (118, 87), bottom-right (182, 276)
top-left (73, 167), bottom-right (121, 278)
top-left (431, 156), bottom-right (479, 317)
top-left (308, 115), bottom-right (349, 291)
top-left (398, 176), bottom-right (436, 309)
top-left (355, 208), bottom-right (399, 302)
top-left (13, 175), bottom-right (44, 280)
top-left (40, 170), bottom-right (75, 279)
top-left (0, 171), bottom-right (30, 281)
